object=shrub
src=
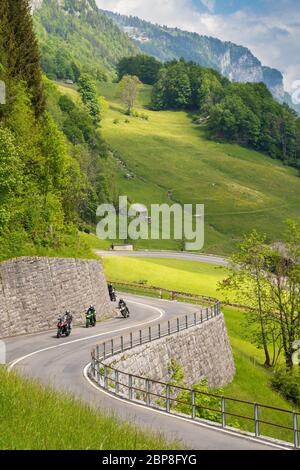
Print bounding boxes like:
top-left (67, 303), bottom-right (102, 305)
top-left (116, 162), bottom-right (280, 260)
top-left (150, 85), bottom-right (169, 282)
top-left (271, 368), bottom-right (300, 407)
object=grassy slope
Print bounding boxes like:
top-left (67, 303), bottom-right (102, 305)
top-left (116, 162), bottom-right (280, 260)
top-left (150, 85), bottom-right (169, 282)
top-left (0, 368), bottom-right (179, 450)
top-left (97, 82), bottom-right (300, 255)
top-left (103, 256), bottom-right (299, 443)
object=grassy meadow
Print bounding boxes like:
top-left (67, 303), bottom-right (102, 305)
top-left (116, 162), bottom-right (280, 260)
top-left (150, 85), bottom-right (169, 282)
top-left (96, 81), bottom-right (300, 255)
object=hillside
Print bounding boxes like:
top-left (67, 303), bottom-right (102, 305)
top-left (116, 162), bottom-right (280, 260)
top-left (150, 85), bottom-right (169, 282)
top-left (33, 0), bottom-right (139, 81)
top-left (84, 81), bottom-right (299, 254)
top-left (103, 9), bottom-right (284, 100)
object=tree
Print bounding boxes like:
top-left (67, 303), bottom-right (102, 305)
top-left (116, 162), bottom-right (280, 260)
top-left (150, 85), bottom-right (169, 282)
top-left (118, 75), bottom-right (141, 115)
top-left (78, 74), bottom-right (100, 125)
top-left (219, 222), bottom-right (300, 370)
top-left (117, 54), bottom-right (162, 85)
top-left (7, 0), bottom-right (45, 115)
top-left (219, 231), bottom-right (277, 368)
top-left (267, 221), bottom-right (300, 369)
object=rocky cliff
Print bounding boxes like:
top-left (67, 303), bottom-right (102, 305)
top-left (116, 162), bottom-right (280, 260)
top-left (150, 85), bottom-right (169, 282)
top-left (104, 10), bottom-right (285, 100)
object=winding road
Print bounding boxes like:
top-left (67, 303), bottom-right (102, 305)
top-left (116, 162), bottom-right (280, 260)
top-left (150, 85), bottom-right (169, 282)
top-left (95, 250), bottom-right (229, 266)
top-left (6, 293), bottom-right (286, 450)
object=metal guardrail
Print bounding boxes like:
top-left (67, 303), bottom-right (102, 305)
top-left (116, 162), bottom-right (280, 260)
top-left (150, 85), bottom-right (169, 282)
top-left (89, 283), bottom-right (299, 449)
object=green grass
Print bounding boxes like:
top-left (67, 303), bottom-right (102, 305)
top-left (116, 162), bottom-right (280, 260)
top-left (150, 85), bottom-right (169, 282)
top-left (97, 81), bottom-right (300, 255)
top-left (103, 256), bottom-right (227, 299)
top-left (103, 256), bottom-right (299, 444)
top-left (0, 368), bottom-right (180, 450)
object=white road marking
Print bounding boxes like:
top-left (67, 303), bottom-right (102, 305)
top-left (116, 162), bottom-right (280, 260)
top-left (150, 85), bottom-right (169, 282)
top-left (83, 364), bottom-right (290, 451)
top-left (8, 300), bottom-right (164, 371)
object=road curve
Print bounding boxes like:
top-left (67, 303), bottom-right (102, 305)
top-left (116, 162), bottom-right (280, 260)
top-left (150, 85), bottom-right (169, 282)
top-left (6, 295), bottom-right (283, 450)
top-left (95, 250), bottom-right (229, 266)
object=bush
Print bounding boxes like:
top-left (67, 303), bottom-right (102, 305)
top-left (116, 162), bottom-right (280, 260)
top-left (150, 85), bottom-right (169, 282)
top-left (113, 119), bottom-right (120, 125)
top-left (271, 368), bottom-right (300, 407)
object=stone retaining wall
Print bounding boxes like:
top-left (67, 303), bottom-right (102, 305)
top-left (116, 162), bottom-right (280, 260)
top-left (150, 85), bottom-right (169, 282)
top-left (104, 314), bottom-right (235, 389)
top-left (0, 257), bottom-right (113, 338)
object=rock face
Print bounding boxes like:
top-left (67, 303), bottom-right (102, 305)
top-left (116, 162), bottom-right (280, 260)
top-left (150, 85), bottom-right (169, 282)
top-left (104, 10), bottom-right (285, 100)
top-left (0, 257), bottom-right (113, 338)
top-left (104, 314), bottom-right (235, 389)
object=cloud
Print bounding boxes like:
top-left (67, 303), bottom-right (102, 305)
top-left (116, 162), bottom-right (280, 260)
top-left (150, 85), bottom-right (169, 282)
top-left (96, 0), bottom-right (300, 92)
top-left (200, 0), bottom-right (216, 12)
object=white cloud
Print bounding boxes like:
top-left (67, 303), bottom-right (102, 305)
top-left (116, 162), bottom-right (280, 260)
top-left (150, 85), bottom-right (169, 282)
top-left (96, 0), bottom-right (300, 92)
top-left (201, 0), bottom-right (215, 12)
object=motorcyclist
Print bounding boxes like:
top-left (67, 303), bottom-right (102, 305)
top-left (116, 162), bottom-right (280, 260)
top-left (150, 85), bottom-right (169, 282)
top-left (65, 310), bottom-right (73, 330)
top-left (86, 304), bottom-right (96, 324)
top-left (108, 283), bottom-right (116, 301)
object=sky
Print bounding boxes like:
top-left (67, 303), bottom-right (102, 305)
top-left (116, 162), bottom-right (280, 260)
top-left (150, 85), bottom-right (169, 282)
top-left (96, 0), bottom-right (299, 92)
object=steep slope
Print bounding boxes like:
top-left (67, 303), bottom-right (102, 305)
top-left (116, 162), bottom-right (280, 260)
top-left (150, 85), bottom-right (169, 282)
top-left (94, 81), bottom-right (299, 254)
top-left (103, 10), bottom-right (284, 100)
top-left (33, 0), bottom-right (139, 80)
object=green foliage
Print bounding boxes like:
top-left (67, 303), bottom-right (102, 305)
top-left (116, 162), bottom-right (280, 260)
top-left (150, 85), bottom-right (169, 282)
top-left (150, 59), bottom-right (300, 168)
top-left (78, 74), bottom-right (101, 125)
top-left (118, 75), bottom-right (141, 114)
top-left (33, 0), bottom-right (139, 82)
top-left (117, 54), bottom-right (162, 85)
top-left (271, 368), bottom-right (300, 407)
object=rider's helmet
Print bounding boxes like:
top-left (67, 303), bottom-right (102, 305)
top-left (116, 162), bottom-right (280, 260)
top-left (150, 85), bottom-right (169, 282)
top-left (90, 305), bottom-right (94, 310)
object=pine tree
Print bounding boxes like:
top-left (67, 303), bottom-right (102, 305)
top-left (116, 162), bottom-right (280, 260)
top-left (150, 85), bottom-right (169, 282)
top-left (7, 0), bottom-right (45, 116)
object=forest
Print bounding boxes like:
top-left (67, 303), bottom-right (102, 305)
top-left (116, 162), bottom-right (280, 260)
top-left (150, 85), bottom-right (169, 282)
top-left (119, 55), bottom-right (300, 170)
top-left (0, 0), bottom-right (112, 261)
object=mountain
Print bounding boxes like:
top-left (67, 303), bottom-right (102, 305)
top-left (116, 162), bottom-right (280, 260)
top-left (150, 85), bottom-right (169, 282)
top-left (103, 10), bottom-right (285, 101)
top-left (32, 0), bottom-right (139, 81)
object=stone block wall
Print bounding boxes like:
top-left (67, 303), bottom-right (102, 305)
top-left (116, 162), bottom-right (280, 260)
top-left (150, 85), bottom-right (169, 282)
top-left (0, 257), bottom-right (113, 338)
top-left (104, 314), bottom-right (235, 389)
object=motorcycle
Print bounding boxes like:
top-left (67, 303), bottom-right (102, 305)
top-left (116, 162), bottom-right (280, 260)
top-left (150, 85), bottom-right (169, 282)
top-left (57, 315), bottom-right (72, 338)
top-left (108, 284), bottom-right (117, 302)
top-left (118, 300), bottom-right (130, 319)
top-left (86, 310), bottom-right (96, 328)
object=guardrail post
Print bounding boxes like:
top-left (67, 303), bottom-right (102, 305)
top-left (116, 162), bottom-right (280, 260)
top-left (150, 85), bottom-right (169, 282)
top-left (194, 312), bottom-right (197, 326)
top-left (254, 403), bottom-right (260, 437)
top-left (139, 330), bottom-right (142, 345)
top-left (168, 321), bottom-right (171, 335)
top-left (201, 311), bottom-right (203, 323)
top-left (96, 345), bottom-right (99, 359)
top-left (207, 308), bottom-right (209, 321)
top-left (166, 385), bottom-right (171, 413)
top-left (196, 296), bottom-right (199, 305)
top-left (121, 336), bottom-right (124, 352)
top-left (159, 289), bottom-right (163, 299)
top-left (130, 332), bottom-right (133, 349)
top-left (185, 315), bottom-right (188, 329)
top-left (221, 397), bottom-right (226, 428)
top-left (158, 324), bottom-right (161, 339)
top-left (293, 412), bottom-right (299, 448)
top-left (111, 339), bottom-right (114, 356)
top-left (129, 375), bottom-right (133, 401)
top-left (149, 327), bottom-right (152, 342)
top-left (177, 318), bottom-right (180, 332)
top-left (146, 379), bottom-right (151, 406)
top-left (191, 390), bottom-right (196, 419)
top-left (104, 366), bottom-right (108, 390)
top-left (103, 342), bottom-right (106, 359)
top-left (115, 370), bottom-right (119, 394)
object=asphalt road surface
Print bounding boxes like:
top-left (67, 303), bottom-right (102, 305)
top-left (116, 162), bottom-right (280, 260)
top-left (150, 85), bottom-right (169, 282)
top-left (6, 294), bottom-right (286, 450)
top-left (95, 250), bottom-right (229, 266)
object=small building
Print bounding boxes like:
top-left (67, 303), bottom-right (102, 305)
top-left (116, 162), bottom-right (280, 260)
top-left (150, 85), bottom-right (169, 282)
top-left (111, 244), bottom-right (134, 252)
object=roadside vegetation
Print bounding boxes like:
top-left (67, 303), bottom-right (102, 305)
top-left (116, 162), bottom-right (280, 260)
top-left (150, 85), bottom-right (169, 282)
top-left (0, 368), bottom-right (179, 450)
top-left (102, 250), bottom-right (300, 444)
